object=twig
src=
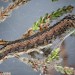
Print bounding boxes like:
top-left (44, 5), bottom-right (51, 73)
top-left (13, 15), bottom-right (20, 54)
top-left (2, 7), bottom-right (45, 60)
top-left (0, 0), bottom-right (31, 23)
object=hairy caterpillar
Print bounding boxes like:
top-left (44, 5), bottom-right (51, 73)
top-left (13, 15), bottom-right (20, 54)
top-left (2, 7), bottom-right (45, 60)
top-left (0, 14), bottom-right (75, 60)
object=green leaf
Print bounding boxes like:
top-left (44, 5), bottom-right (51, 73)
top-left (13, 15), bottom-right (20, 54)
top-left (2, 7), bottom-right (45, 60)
top-left (32, 25), bottom-right (39, 31)
top-left (42, 17), bottom-right (46, 23)
top-left (55, 65), bottom-right (74, 75)
top-left (65, 67), bottom-right (74, 75)
top-left (55, 65), bottom-right (65, 74)
top-left (32, 22), bottom-right (39, 31)
top-left (47, 48), bottom-right (60, 62)
top-left (38, 16), bottom-right (43, 24)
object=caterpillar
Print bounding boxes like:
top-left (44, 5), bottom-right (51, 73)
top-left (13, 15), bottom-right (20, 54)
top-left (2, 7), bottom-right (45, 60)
top-left (0, 14), bottom-right (75, 60)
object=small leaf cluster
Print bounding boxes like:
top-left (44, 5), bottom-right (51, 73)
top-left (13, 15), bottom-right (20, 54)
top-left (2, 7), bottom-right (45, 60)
top-left (32, 5), bottom-right (74, 31)
top-left (32, 13), bottom-right (49, 31)
top-left (55, 65), bottom-right (74, 75)
top-left (46, 48), bottom-right (60, 62)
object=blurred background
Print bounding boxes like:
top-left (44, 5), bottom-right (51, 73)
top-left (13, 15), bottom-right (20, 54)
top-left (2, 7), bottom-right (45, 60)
top-left (0, 0), bottom-right (75, 75)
